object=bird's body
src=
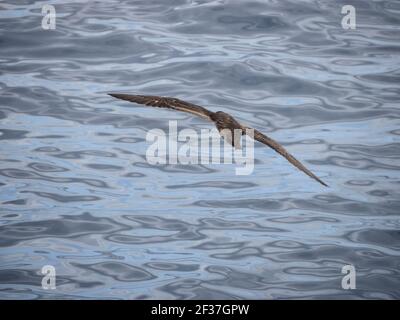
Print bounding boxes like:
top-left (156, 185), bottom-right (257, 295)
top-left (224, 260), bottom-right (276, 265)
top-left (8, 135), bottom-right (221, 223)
top-left (108, 93), bottom-right (327, 187)
top-left (210, 111), bottom-right (244, 149)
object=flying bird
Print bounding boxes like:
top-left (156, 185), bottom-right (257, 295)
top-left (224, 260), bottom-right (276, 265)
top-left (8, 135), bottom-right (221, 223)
top-left (108, 93), bottom-right (327, 187)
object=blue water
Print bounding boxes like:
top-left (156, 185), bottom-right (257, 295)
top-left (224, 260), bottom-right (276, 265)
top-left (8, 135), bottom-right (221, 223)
top-left (0, 0), bottom-right (399, 299)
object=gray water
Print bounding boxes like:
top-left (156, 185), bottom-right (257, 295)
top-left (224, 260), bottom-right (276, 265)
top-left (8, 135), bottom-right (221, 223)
top-left (0, 0), bottom-right (399, 300)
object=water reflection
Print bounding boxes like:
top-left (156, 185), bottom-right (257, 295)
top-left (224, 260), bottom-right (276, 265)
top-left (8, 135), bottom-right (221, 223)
top-left (0, 0), bottom-right (399, 299)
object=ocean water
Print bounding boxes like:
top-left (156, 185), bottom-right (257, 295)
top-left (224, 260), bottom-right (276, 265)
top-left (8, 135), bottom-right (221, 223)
top-left (0, 0), bottom-right (399, 299)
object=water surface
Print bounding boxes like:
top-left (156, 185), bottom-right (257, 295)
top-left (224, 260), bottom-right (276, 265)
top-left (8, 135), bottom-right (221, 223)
top-left (0, 0), bottom-right (399, 299)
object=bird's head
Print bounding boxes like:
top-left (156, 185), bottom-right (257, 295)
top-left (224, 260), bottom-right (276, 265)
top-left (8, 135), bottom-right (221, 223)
top-left (211, 111), bottom-right (242, 130)
top-left (212, 111), bottom-right (232, 121)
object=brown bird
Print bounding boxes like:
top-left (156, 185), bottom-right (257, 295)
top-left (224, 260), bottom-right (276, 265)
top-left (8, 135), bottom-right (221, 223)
top-left (108, 93), bottom-right (327, 187)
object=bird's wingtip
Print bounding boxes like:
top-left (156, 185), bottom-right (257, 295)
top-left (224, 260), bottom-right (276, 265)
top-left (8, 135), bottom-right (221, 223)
top-left (320, 180), bottom-right (329, 187)
top-left (108, 93), bottom-right (128, 101)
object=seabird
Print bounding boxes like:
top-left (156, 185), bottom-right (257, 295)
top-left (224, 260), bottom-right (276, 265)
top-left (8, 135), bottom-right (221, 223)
top-left (108, 93), bottom-right (328, 187)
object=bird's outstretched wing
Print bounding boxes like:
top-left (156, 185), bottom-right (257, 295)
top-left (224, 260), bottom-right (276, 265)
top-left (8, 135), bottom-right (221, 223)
top-left (108, 94), bottom-right (214, 121)
top-left (108, 93), bottom-right (327, 186)
top-left (250, 128), bottom-right (328, 187)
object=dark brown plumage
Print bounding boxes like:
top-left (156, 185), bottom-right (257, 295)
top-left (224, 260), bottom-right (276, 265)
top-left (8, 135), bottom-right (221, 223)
top-left (108, 93), bottom-right (328, 187)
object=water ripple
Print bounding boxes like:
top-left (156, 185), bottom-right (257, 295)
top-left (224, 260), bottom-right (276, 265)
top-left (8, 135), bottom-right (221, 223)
top-left (0, 0), bottom-right (399, 299)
